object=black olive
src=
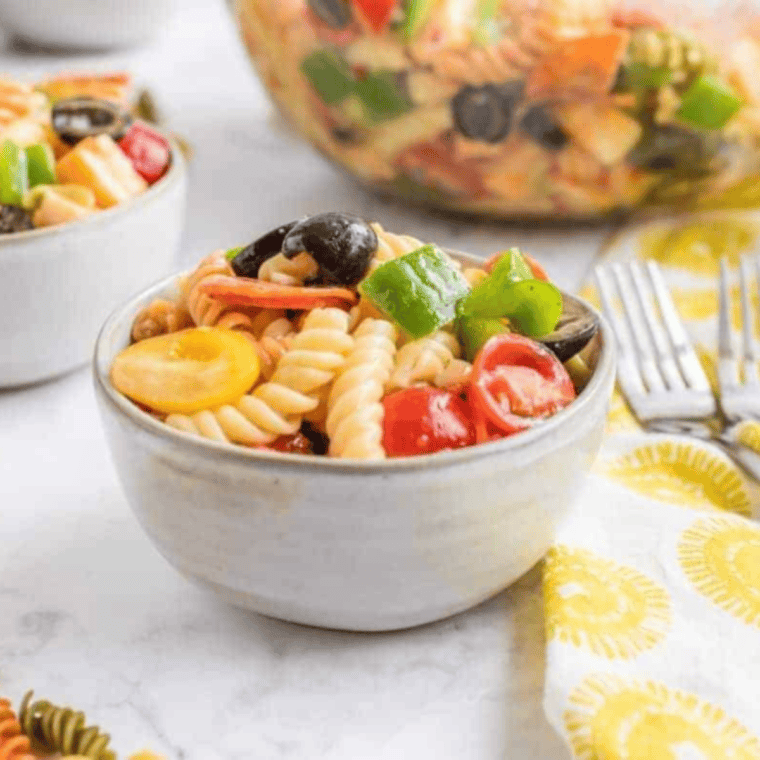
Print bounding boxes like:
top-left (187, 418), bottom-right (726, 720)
top-left (230, 221), bottom-right (298, 278)
top-left (281, 212), bottom-right (377, 286)
top-left (627, 124), bottom-right (717, 176)
top-left (0, 205), bottom-right (33, 234)
top-left (308, 0), bottom-right (352, 28)
top-left (300, 421), bottom-right (329, 455)
top-left (452, 81), bottom-right (523, 143)
top-left (520, 106), bottom-right (568, 151)
top-left (539, 294), bottom-right (599, 362)
top-left (51, 96), bottom-right (133, 146)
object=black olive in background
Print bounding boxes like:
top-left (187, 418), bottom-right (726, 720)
top-left (230, 221), bottom-right (299, 279)
top-left (308, 0), bottom-right (352, 28)
top-left (0, 205), bottom-right (33, 234)
top-left (452, 81), bottom-right (524, 143)
top-left (539, 294), bottom-right (599, 363)
top-left (281, 212), bottom-right (377, 286)
top-left (627, 124), bottom-right (715, 175)
top-left (51, 96), bottom-right (133, 146)
top-left (520, 106), bottom-right (569, 151)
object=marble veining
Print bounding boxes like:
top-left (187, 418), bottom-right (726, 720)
top-left (0, 0), bottom-right (605, 755)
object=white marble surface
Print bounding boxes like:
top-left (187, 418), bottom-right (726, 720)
top-left (0, 2), bottom-right (612, 757)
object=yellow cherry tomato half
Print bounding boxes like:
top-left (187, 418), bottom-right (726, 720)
top-left (111, 327), bottom-right (260, 415)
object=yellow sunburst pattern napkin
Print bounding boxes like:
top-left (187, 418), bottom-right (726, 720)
top-left (543, 211), bottom-right (760, 758)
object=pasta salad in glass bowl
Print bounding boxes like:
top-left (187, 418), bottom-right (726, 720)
top-left (231, 0), bottom-right (760, 221)
top-left (95, 213), bottom-right (614, 630)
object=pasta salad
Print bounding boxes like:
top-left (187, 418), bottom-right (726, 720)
top-left (111, 213), bottom-right (598, 459)
top-left (0, 72), bottom-right (171, 233)
top-left (233, 0), bottom-right (760, 219)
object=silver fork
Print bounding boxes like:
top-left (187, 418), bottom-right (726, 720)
top-left (717, 257), bottom-right (760, 476)
top-left (596, 261), bottom-right (760, 480)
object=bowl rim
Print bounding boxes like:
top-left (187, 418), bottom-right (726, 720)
top-left (94, 249), bottom-right (616, 474)
top-left (0, 132), bottom-right (185, 251)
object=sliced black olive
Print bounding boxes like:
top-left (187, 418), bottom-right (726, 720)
top-left (230, 221), bottom-right (298, 278)
top-left (627, 124), bottom-right (716, 176)
top-left (51, 96), bottom-right (133, 146)
top-left (452, 81), bottom-right (523, 143)
top-left (300, 421), bottom-right (330, 455)
top-left (540, 294), bottom-right (599, 362)
top-left (308, 0), bottom-right (352, 28)
top-left (0, 205), bottom-right (33, 234)
top-left (520, 106), bottom-right (568, 151)
top-left (281, 212), bottom-right (377, 286)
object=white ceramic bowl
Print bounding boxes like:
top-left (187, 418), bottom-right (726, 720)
top-left (0, 142), bottom-right (186, 388)
top-left (0, 0), bottom-right (177, 50)
top-left (94, 255), bottom-right (615, 631)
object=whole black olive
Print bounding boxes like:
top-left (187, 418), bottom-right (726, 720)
top-left (539, 294), bottom-right (599, 362)
top-left (51, 96), bottom-right (133, 146)
top-left (452, 81), bottom-right (523, 143)
top-left (230, 221), bottom-right (299, 279)
top-left (308, 0), bottom-right (352, 28)
top-left (520, 106), bottom-right (568, 151)
top-left (281, 212), bottom-right (377, 286)
top-left (0, 205), bottom-right (33, 234)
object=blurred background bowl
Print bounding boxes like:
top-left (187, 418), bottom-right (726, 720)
top-left (0, 141), bottom-right (186, 388)
top-left (94, 251), bottom-right (615, 632)
top-left (0, 0), bottom-right (177, 50)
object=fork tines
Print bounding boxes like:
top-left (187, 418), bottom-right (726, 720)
top-left (595, 261), bottom-right (716, 423)
top-left (718, 256), bottom-right (760, 421)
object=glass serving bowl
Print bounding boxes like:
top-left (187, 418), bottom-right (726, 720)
top-left (230, 0), bottom-right (760, 221)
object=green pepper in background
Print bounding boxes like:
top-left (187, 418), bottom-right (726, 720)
top-left (355, 71), bottom-right (413, 122)
top-left (301, 50), bottom-right (356, 105)
top-left (0, 141), bottom-right (28, 206)
top-left (457, 315), bottom-right (509, 361)
top-left (677, 75), bottom-right (742, 130)
top-left (360, 244), bottom-right (470, 339)
top-left (458, 248), bottom-right (563, 338)
top-left (401, 0), bottom-right (439, 41)
top-left (25, 143), bottom-right (56, 188)
top-left (472, 0), bottom-right (501, 46)
top-left (224, 245), bottom-right (244, 262)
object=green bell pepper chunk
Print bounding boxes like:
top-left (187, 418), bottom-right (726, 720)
top-left (360, 244), bottom-right (470, 339)
top-left (458, 248), bottom-right (563, 338)
top-left (401, 0), bottom-right (439, 41)
top-left (355, 71), bottom-right (413, 122)
top-left (677, 75), bottom-right (742, 130)
top-left (0, 141), bottom-right (28, 206)
top-left (301, 50), bottom-right (356, 105)
top-left (224, 245), bottom-right (244, 262)
top-left (457, 315), bottom-right (509, 361)
top-left (25, 143), bottom-right (56, 188)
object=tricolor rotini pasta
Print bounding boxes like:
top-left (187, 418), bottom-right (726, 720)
top-left (111, 213), bottom-right (592, 458)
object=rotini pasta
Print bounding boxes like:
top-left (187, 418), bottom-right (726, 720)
top-left (165, 307), bottom-right (353, 445)
top-left (131, 297), bottom-right (193, 342)
top-left (257, 251), bottom-right (319, 285)
top-left (0, 698), bottom-right (34, 760)
top-left (434, 357), bottom-right (472, 388)
top-left (327, 317), bottom-right (398, 459)
top-left (388, 331), bottom-right (462, 390)
top-left (18, 691), bottom-right (115, 760)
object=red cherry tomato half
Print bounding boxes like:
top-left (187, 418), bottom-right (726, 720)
top-left (470, 334), bottom-right (576, 435)
top-left (266, 432), bottom-right (313, 455)
top-left (352, 0), bottom-right (396, 32)
top-left (382, 386), bottom-right (475, 457)
top-left (118, 121), bottom-right (171, 184)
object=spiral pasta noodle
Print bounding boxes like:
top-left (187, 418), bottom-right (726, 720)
top-left (18, 691), bottom-right (115, 760)
top-left (256, 315), bottom-right (296, 380)
top-left (165, 307), bottom-right (353, 445)
top-left (326, 317), bottom-right (398, 459)
top-left (0, 698), bottom-right (34, 760)
top-left (131, 298), bottom-right (193, 342)
top-left (369, 223), bottom-right (426, 269)
top-left (434, 358), bottom-right (472, 388)
top-left (388, 331), bottom-right (462, 390)
top-left (258, 251), bottom-right (319, 285)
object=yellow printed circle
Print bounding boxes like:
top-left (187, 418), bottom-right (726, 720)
top-left (544, 546), bottom-right (671, 659)
top-left (604, 442), bottom-right (751, 516)
top-left (565, 674), bottom-right (760, 760)
top-left (679, 517), bottom-right (760, 628)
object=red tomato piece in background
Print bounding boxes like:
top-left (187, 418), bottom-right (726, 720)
top-left (352, 0), bottom-right (396, 33)
top-left (383, 386), bottom-right (475, 457)
top-left (470, 334), bottom-right (575, 436)
top-left (118, 121), bottom-right (171, 184)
